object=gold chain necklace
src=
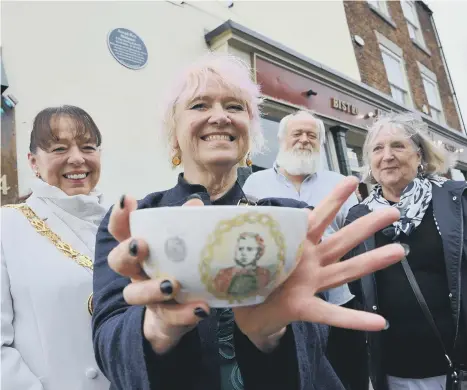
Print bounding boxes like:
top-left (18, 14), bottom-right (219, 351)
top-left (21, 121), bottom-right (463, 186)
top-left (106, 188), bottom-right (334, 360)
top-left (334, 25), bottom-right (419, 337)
top-left (3, 203), bottom-right (95, 314)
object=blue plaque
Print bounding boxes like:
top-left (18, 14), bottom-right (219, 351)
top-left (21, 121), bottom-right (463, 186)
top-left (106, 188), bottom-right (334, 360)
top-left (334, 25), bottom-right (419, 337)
top-left (107, 28), bottom-right (148, 70)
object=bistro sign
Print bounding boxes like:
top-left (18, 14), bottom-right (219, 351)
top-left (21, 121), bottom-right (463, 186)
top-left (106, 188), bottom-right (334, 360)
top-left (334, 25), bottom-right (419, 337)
top-left (330, 97), bottom-right (359, 116)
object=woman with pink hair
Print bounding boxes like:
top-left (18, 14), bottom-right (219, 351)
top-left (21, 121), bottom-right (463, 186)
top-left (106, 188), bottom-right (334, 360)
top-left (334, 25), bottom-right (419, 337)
top-left (92, 53), bottom-right (405, 390)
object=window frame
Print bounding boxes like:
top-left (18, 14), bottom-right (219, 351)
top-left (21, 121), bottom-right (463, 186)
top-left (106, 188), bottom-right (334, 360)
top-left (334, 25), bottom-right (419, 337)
top-left (418, 62), bottom-right (445, 124)
top-left (367, 0), bottom-right (396, 27)
top-left (254, 109), bottom-right (334, 172)
top-left (379, 44), bottom-right (412, 107)
top-left (367, 0), bottom-right (390, 16)
top-left (420, 73), bottom-right (445, 124)
top-left (400, 1), bottom-right (426, 49)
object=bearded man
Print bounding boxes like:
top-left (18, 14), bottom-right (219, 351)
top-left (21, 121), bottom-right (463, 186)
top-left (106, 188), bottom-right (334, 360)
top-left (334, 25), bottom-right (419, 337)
top-left (243, 110), bottom-right (358, 232)
top-left (243, 110), bottom-right (367, 390)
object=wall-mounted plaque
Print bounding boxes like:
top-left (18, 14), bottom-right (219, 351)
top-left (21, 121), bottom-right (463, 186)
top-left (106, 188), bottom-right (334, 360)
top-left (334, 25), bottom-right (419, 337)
top-left (107, 28), bottom-right (148, 70)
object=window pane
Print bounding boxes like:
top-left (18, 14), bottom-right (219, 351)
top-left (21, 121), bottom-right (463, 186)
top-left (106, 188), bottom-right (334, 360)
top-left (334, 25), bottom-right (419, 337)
top-left (254, 117), bottom-right (332, 170)
top-left (380, 1), bottom-right (389, 13)
top-left (390, 85), bottom-right (406, 104)
top-left (401, 1), bottom-right (417, 24)
top-left (368, 0), bottom-right (388, 13)
top-left (381, 50), bottom-right (405, 88)
top-left (347, 148), bottom-right (360, 171)
top-left (408, 23), bottom-right (416, 40)
top-left (423, 78), bottom-right (441, 109)
top-left (253, 117), bottom-right (280, 169)
top-left (431, 107), bottom-right (442, 123)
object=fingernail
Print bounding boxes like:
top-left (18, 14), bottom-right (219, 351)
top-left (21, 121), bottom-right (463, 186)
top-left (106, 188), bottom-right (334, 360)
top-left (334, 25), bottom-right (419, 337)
top-left (119, 195), bottom-right (126, 209)
top-left (187, 193), bottom-right (202, 201)
top-left (160, 280), bottom-right (173, 295)
top-left (401, 243), bottom-right (410, 256)
top-left (384, 320), bottom-right (390, 330)
top-left (129, 239), bottom-right (138, 257)
top-left (194, 307), bottom-right (208, 319)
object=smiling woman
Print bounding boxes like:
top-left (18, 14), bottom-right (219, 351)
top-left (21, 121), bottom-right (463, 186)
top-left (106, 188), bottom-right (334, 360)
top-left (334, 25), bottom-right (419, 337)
top-left (343, 113), bottom-right (467, 390)
top-left (1, 105), bottom-right (109, 390)
top-left (28, 105), bottom-right (102, 196)
top-left (92, 52), bottom-right (407, 390)
top-left (162, 54), bottom-right (264, 182)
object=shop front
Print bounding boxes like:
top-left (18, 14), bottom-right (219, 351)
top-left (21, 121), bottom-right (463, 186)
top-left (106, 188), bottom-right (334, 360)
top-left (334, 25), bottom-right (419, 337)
top-left (205, 20), bottom-right (467, 188)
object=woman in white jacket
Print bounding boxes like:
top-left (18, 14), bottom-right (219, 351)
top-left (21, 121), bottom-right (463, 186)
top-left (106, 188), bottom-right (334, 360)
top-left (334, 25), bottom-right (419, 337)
top-left (1, 105), bottom-right (110, 390)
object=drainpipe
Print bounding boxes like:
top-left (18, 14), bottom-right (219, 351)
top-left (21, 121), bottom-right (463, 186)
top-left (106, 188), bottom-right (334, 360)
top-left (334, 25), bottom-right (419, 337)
top-left (429, 8), bottom-right (467, 136)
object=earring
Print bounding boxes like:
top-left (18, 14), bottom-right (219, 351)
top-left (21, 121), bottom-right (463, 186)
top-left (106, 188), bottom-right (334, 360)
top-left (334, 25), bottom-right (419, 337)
top-left (172, 155), bottom-right (181, 167)
top-left (34, 170), bottom-right (40, 178)
top-left (245, 153), bottom-right (252, 167)
top-left (418, 164), bottom-right (425, 175)
top-left (368, 169), bottom-right (373, 179)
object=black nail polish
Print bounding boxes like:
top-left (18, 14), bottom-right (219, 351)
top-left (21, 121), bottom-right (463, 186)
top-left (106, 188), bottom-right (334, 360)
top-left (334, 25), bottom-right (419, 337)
top-left (187, 193), bottom-right (203, 201)
top-left (129, 239), bottom-right (138, 257)
top-left (384, 320), bottom-right (390, 330)
top-left (194, 307), bottom-right (208, 319)
top-left (119, 195), bottom-right (126, 209)
top-left (160, 280), bottom-right (173, 295)
top-left (401, 243), bottom-right (410, 256)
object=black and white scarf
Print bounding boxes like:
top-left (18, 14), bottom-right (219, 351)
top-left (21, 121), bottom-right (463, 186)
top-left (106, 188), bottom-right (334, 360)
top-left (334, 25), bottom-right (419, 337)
top-left (362, 175), bottom-right (447, 238)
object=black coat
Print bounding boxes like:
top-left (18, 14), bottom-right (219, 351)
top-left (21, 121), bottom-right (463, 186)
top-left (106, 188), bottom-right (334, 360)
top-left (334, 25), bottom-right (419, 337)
top-left (343, 180), bottom-right (467, 390)
top-left (92, 174), bottom-right (346, 390)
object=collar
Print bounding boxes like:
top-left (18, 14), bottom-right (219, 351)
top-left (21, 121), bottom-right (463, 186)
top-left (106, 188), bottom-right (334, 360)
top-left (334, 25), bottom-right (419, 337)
top-left (163, 173), bottom-right (245, 206)
top-left (273, 162), bottom-right (317, 183)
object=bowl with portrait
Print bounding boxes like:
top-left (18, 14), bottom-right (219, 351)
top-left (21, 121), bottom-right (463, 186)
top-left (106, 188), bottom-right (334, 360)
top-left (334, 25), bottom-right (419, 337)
top-left (130, 206), bottom-right (309, 307)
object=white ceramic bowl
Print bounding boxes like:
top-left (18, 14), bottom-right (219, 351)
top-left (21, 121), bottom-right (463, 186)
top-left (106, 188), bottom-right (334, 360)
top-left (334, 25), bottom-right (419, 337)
top-left (130, 206), bottom-right (308, 307)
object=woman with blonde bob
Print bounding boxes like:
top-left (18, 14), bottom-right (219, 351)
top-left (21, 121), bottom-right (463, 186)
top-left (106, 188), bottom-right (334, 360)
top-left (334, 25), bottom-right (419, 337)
top-left (344, 113), bottom-right (467, 390)
top-left (92, 53), bottom-right (406, 390)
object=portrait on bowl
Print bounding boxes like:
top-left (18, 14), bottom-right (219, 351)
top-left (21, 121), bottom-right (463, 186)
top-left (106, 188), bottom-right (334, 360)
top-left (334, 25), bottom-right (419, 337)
top-left (200, 212), bottom-right (286, 304)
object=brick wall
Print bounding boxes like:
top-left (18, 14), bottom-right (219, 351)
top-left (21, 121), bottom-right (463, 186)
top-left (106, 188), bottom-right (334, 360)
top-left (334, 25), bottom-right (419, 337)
top-left (344, 0), bottom-right (462, 131)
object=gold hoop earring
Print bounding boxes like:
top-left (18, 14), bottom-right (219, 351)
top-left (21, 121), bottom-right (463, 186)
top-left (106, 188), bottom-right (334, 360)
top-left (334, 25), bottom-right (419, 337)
top-left (245, 153), bottom-right (252, 167)
top-left (172, 155), bottom-right (181, 167)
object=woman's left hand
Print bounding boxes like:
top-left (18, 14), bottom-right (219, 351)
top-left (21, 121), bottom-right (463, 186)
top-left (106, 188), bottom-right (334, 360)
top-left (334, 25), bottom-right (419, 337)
top-left (233, 176), bottom-right (405, 352)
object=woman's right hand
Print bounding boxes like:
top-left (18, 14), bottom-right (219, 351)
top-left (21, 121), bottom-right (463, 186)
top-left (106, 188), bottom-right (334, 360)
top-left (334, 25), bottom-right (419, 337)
top-left (106, 195), bottom-right (210, 354)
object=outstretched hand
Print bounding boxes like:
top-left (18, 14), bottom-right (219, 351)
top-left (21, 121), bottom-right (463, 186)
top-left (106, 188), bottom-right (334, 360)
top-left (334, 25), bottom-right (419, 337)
top-left (233, 176), bottom-right (404, 351)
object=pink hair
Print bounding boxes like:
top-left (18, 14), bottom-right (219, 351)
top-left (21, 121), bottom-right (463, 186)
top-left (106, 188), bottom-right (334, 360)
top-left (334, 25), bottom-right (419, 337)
top-left (159, 52), bottom-right (265, 161)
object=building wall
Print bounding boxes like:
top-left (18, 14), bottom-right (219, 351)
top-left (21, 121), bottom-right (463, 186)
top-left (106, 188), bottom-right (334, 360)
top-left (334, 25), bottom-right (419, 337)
top-left (344, 0), bottom-right (462, 131)
top-left (2, 0), bottom-right (360, 203)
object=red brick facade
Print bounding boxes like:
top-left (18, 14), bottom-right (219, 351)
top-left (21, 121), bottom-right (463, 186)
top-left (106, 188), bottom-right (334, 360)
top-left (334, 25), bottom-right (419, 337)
top-left (344, 0), bottom-right (462, 131)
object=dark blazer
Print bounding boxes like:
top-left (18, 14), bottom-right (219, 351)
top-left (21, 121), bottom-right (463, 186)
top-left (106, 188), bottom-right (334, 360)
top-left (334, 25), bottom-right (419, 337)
top-left (343, 180), bottom-right (467, 390)
top-left (92, 174), bottom-right (346, 390)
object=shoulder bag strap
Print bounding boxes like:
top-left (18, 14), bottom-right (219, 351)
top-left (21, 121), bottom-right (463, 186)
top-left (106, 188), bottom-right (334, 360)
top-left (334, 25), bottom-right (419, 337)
top-left (400, 256), bottom-right (453, 368)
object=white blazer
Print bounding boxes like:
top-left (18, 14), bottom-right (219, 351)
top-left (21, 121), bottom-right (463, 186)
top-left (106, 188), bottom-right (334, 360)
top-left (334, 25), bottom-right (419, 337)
top-left (1, 196), bottom-right (110, 390)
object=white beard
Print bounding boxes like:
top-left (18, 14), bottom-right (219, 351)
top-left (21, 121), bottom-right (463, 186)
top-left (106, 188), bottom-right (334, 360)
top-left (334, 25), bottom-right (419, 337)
top-left (276, 146), bottom-right (321, 175)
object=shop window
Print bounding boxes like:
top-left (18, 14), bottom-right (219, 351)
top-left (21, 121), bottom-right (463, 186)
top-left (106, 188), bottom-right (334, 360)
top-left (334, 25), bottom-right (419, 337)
top-left (347, 145), bottom-right (364, 179)
top-left (252, 116), bottom-right (332, 171)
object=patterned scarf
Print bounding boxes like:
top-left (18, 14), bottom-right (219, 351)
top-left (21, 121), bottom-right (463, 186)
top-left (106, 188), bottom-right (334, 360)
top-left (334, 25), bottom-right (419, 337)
top-left (362, 175), bottom-right (447, 238)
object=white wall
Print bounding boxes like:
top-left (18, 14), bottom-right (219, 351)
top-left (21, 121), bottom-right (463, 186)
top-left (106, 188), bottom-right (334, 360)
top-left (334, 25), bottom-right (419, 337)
top-left (2, 0), bottom-right (360, 203)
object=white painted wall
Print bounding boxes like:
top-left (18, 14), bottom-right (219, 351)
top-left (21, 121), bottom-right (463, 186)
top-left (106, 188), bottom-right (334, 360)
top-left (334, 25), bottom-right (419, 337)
top-left (2, 0), bottom-right (360, 203)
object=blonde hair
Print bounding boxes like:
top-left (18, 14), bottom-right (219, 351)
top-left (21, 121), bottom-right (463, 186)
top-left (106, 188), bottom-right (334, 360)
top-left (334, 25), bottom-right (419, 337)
top-left (160, 52), bottom-right (264, 164)
top-left (277, 110), bottom-right (326, 145)
top-left (362, 112), bottom-right (453, 183)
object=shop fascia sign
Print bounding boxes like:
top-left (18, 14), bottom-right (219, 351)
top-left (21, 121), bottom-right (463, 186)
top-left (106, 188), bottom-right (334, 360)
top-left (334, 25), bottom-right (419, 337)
top-left (427, 131), bottom-right (464, 154)
top-left (330, 97), bottom-right (383, 119)
top-left (330, 97), bottom-right (359, 115)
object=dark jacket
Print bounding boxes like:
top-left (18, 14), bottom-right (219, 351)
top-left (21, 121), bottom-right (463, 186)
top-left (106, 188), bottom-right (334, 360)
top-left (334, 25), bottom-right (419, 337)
top-left (343, 180), bottom-right (467, 390)
top-left (92, 174), bottom-right (346, 390)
